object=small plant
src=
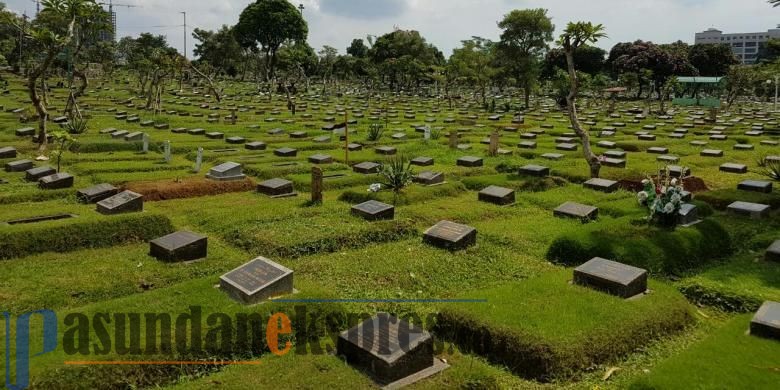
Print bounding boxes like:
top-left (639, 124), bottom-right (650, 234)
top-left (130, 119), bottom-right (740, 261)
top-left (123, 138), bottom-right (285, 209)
top-left (429, 127), bottom-right (442, 140)
top-left (50, 130), bottom-right (77, 172)
top-left (380, 155), bottom-right (414, 200)
top-left (366, 123), bottom-right (384, 141)
top-left (757, 154), bottom-right (780, 181)
top-left (64, 116), bottom-right (88, 135)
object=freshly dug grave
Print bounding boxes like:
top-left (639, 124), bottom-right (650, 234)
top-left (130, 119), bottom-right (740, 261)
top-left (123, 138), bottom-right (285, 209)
top-left (124, 177), bottom-right (255, 201)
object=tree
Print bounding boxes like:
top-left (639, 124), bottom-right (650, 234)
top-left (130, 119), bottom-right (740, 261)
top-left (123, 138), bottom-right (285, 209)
top-left (369, 29), bottom-right (443, 91)
top-left (449, 37), bottom-right (496, 105)
top-left (724, 65), bottom-right (756, 108)
top-left (689, 43), bottom-right (739, 76)
top-left (497, 8), bottom-right (554, 108)
top-left (559, 21), bottom-right (607, 179)
top-left (192, 25), bottom-right (243, 78)
top-left (543, 45), bottom-right (606, 77)
top-left (608, 40), bottom-right (696, 99)
top-left (347, 38), bottom-right (368, 58)
top-left (234, 0), bottom-right (307, 81)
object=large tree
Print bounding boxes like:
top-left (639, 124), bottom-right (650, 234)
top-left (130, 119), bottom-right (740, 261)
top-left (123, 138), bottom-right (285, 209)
top-left (347, 38), bottom-right (368, 58)
top-left (192, 25), bottom-right (243, 78)
top-left (688, 43), bottom-right (739, 76)
top-left (449, 37), bottom-right (496, 105)
top-left (234, 0), bottom-right (307, 81)
top-left (608, 40), bottom-right (696, 98)
top-left (543, 45), bottom-right (606, 78)
top-left (559, 21), bottom-right (607, 179)
top-left (369, 29), bottom-right (443, 91)
top-left (497, 8), bottom-right (554, 108)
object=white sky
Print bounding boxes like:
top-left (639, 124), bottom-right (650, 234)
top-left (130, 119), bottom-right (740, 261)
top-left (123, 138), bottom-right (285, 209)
top-left (4, 0), bottom-right (779, 57)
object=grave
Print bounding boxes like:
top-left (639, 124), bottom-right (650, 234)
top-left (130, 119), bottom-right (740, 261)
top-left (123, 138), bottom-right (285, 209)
top-left (602, 158), bottom-right (626, 168)
top-left (5, 159), bottom-right (33, 172)
top-left (245, 141), bottom-right (267, 150)
top-left (337, 313), bottom-right (440, 385)
top-left (727, 201), bottom-right (770, 219)
top-left (556, 143), bottom-right (578, 151)
top-left (764, 240), bottom-right (780, 262)
top-left (226, 136), bottom-right (246, 144)
top-left (542, 153), bottom-right (564, 160)
top-left (583, 178), bottom-right (619, 193)
top-left (16, 127), bottom-right (35, 137)
top-left (414, 171), bottom-right (444, 186)
top-left (478, 185), bottom-right (515, 205)
top-left (737, 180), bottom-right (772, 194)
top-left (701, 149), bottom-right (724, 157)
top-left (125, 131), bottom-right (144, 141)
top-left (274, 147), bottom-right (298, 157)
top-left (257, 178), bottom-right (295, 197)
top-left (0, 146), bottom-right (17, 158)
top-left (423, 220), bottom-right (477, 250)
top-left (647, 147), bottom-right (668, 154)
top-left (353, 161), bottom-right (381, 174)
top-left (749, 301), bottom-right (780, 340)
top-left (519, 164), bottom-right (549, 177)
top-left (25, 166), bottom-right (56, 181)
top-left (351, 200), bottom-right (395, 221)
top-left (206, 162), bottom-right (246, 181)
top-left (678, 203), bottom-right (700, 226)
top-left (149, 231), bottom-right (208, 262)
top-left (97, 190), bottom-right (144, 215)
top-left (77, 183), bottom-right (118, 203)
top-left (719, 163), bottom-right (748, 174)
top-left (375, 146), bottom-right (397, 155)
top-left (604, 150), bottom-right (626, 158)
top-left (219, 256), bottom-right (294, 305)
top-left (666, 165), bottom-right (691, 178)
top-left (308, 154), bottom-right (333, 164)
top-left (573, 257), bottom-right (648, 298)
top-left (410, 157), bottom-right (434, 166)
top-left (38, 172), bottom-right (74, 189)
top-left (518, 141), bottom-right (537, 149)
top-left (554, 201), bottom-right (598, 222)
top-left (206, 132), bottom-right (225, 139)
top-left (456, 156), bottom-right (483, 167)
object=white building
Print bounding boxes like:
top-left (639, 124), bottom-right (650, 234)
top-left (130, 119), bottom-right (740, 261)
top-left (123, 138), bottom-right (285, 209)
top-left (695, 27), bottom-right (780, 64)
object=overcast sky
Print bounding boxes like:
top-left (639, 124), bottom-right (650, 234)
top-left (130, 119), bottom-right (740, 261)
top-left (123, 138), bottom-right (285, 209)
top-left (5, 0), bottom-right (780, 57)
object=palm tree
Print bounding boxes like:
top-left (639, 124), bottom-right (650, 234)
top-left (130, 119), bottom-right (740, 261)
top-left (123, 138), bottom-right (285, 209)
top-left (770, 0), bottom-right (780, 7)
top-left (559, 22), bottom-right (607, 178)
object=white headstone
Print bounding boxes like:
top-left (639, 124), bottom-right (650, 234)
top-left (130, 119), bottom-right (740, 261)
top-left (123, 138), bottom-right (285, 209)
top-left (142, 133), bottom-right (149, 153)
top-left (194, 147), bottom-right (203, 173)
top-left (164, 140), bottom-right (171, 163)
top-left (424, 125), bottom-right (431, 140)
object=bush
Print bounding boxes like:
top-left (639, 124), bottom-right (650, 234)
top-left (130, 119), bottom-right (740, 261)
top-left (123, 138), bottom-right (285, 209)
top-left (0, 214), bottom-right (175, 259)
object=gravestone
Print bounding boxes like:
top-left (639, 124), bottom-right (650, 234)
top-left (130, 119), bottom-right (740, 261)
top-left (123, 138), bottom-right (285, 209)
top-left (226, 136), bottom-right (246, 144)
top-left (337, 313), bottom-right (436, 384)
top-left (556, 143), bottom-right (578, 151)
top-left (410, 157), bottom-right (434, 166)
top-left (423, 220), bottom-right (476, 250)
top-left (488, 131), bottom-right (499, 156)
top-left (719, 163), bottom-right (748, 174)
top-left (308, 154), bottom-right (333, 164)
top-left (5, 159), bottom-right (33, 172)
top-left (727, 201), bottom-right (770, 219)
top-left (97, 190), bottom-right (144, 215)
top-left (38, 173), bottom-right (74, 189)
top-left (375, 146), bottom-right (397, 155)
top-left (478, 186), bottom-right (515, 205)
top-left (764, 240), bottom-right (780, 262)
top-left (219, 257), bottom-right (294, 305)
top-left (25, 166), bottom-right (56, 181)
top-left (274, 147), bottom-right (298, 157)
top-left (194, 147), bottom-right (203, 173)
top-left (456, 156), bottom-right (483, 167)
top-left (583, 178), bottom-right (619, 193)
top-left (351, 200), bottom-right (395, 221)
top-left (163, 141), bottom-right (172, 163)
top-left (77, 183), bottom-right (118, 203)
top-left (414, 171), bottom-right (444, 186)
top-left (678, 203), bottom-right (700, 226)
top-left (738, 180), bottom-right (773, 194)
top-left (666, 165), bottom-right (691, 178)
top-left (245, 141), bottom-right (267, 151)
top-left (647, 147), bottom-right (668, 154)
top-left (16, 127), bottom-right (35, 137)
top-left (519, 164), bottom-right (549, 177)
top-left (749, 301), bottom-right (780, 340)
top-left (554, 201), bottom-right (598, 222)
top-left (353, 162), bottom-right (381, 174)
top-left (0, 146), bottom-right (17, 159)
top-left (206, 162), bottom-right (246, 181)
top-left (149, 231), bottom-right (208, 262)
top-left (542, 153), bottom-right (564, 160)
top-left (257, 178), bottom-right (295, 197)
top-left (573, 257), bottom-right (648, 298)
top-left (518, 141), bottom-right (537, 149)
top-left (604, 150), bottom-right (626, 158)
top-left (311, 167), bottom-right (323, 204)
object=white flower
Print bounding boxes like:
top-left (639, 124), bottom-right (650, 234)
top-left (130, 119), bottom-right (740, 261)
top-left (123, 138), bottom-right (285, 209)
top-left (368, 183), bottom-right (382, 193)
top-left (637, 191), bottom-right (648, 204)
top-left (671, 193), bottom-right (681, 204)
top-left (671, 178), bottom-right (678, 186)
top-left (664, 202), bottom-right (674, 214)
top-left (642, 179), bottom-right (650, 184)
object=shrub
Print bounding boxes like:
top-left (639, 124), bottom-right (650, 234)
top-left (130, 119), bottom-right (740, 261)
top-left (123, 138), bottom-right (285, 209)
top-left (366, 123), bottom-right (383, 141)
top-left (380, 155), bottom-right (414, 196)
top-left (0, 214), bottom-right (175, 259)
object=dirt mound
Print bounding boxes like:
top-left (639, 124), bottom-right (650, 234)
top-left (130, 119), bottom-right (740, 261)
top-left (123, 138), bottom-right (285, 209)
top-left (618, 176), bottom-right (709, 193)
top-left (124, 178), bottom-right (255, 202)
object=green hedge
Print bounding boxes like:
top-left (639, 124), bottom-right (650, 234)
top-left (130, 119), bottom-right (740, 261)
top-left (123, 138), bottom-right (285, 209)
top-left (696, 189), bottom-right (780, 210)
top-left (0, 213), bottom-right (175, 259)
top-left (546, 218), bottom-right (732, 275)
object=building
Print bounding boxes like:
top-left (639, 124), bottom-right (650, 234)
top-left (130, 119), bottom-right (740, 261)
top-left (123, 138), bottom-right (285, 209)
top-left (695, 27), bottom-right (780, 64)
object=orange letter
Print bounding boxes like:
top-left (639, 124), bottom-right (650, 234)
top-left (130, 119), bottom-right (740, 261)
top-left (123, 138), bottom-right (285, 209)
top-left (266, 313), bottom-right (292, 356)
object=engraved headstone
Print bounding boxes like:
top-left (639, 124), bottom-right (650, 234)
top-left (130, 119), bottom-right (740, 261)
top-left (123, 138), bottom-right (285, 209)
top-left (573, 257), bottom-right (648, 298)
top-left (77, 183), bottom-right (118, 203)
top-left (150, 231), bottom-right (208, 262)
top-left (413, 171), bottom-right (444, 186)
top-left (353, 161), bottom-right (381, 174)
top-left (257, 178), bottom-right (295, 197)
top-left (25, 166), bottom-right (56, 181)
top-left (738, 180), bottom-right (773, 194)
top-left (206, 161), bottom-right (246, 181)
top-left (456, 156), bottom-right (483, 167)
top-left (727, 201), bottom-right (770, 219)
top-left (583, 178), bottom-right (619, 193)
top-left (519, 164), bottom-right (549, 177)
top-left (750, 301), bottom-right (780, 340)
top-left (0, 146), bottom-right (17, 159)
top-left (5, 159), bottom-right (33, 172)
top-left (765, 241), bottom-right (780, 262)
top-left (554, 202), bottom-right (598, 222)
top-left (219, 257), bottom-right (293, 304)
top-left (97, 190), bottom-right (144, 215)
top-left (478, 186), bottom-right (515, 205)
top-left (274, 147), bottom-right (298, 157)
top-left (311, 167), bottom-right (323, 204)
top-left (337, 313), bottom-right (435, 384)
top-left (678, 203), bottom-right (700, 226)
top-left (38, 172), bottom-right (74, 189)
top-left (423, 220), bottom-right (476, 250)
top-left (351, 200), bottom-right (395, 221)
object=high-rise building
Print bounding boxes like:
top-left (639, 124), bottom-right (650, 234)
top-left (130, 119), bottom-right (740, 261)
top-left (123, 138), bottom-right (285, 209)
top-left (695, 27), bottom-right (780, 64)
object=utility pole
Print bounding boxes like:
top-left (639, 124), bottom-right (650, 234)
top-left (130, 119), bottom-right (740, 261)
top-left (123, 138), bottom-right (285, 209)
top-left (775, 75), bottom-right (778, 112)
top-left (182, 11), bottom-right (187, 60)
top-left (298, 3), bottom-right (304, 15)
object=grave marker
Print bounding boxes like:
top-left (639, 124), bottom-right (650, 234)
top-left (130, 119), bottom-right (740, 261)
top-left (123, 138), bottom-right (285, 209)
top-left (97, 190), bottom-right (143, 215)
top-left (573, 257), bottom-right (648, 298)
top-left (750, 301), bottom-right (780, 340)
top-left (423, 220), bottom-right (476, 250)
top-left (149, 231), bottom-right (208, 262)
top-left (351, 200), bottom-right (395, 221)
top-left (220, 257), bottom-right (294, 305)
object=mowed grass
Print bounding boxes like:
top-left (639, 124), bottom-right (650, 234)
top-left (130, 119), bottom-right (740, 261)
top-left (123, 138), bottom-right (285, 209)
top-left (629, 314), bottom-right (780, 390)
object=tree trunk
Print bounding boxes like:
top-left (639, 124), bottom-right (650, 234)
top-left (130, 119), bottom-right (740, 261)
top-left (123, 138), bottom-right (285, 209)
top-left (29, 51), bottom-right (58, 152)
top-left (564, 50), bottom-right (601, 179)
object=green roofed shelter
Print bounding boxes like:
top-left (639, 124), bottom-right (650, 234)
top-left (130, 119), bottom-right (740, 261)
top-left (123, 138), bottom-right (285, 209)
top-left (673, 76), bottom-right (725, 108)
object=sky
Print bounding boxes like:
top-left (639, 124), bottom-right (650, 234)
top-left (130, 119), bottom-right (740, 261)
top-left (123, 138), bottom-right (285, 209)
top-left (4, 0), bottom-right (780, 58)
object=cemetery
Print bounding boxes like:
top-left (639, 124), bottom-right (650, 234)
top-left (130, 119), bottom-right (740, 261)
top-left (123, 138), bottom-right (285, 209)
top-left (0, 0), bottom-right (779, 389)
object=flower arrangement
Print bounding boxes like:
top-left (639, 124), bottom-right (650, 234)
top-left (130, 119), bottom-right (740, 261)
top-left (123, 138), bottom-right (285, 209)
top-left (637, 167), bottom-right (686, 226)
